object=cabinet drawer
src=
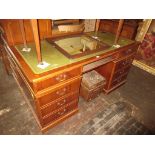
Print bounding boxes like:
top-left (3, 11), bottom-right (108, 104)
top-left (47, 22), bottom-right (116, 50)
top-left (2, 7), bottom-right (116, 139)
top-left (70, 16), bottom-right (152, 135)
top-left (118, 43), bottom-right (139, 59)
top-left (38, 78), bottom-right (81, 107)
top-left (42, 101), bottom-right (78, 126)
top-left (114, 55), bottom-right (134, 70)
top-left (35, 67), bottom-right (82, 92)
top-left (113, 65), bottom-right (131, 80)
top-left (110, 73), bottom-right (128, 89)
top-left (119, 46), bottom-right (137, 58)
top-left (40, 93), bottom-right (79, 117)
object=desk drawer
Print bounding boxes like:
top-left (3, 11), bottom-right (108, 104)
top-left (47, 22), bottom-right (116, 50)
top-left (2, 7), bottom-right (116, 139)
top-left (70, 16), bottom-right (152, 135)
top-left (36, 67), bottom-right (82, 92)
top-left (113, 65), bottom-right (131, 80)
top-left (114, 55), bottom-right (134, 70)
top-left (118, 44), bottom-right (138, 58)
top-left (110, 73), bottom-right (128, 89)
top-left (42, 101), bottom-right (78, 126)
top-left (38, 78), bottom-right (81, 107)
top-left (120, 48), bottom-right (135, 57)
top-left (40, 93), bottom-right (79, 117)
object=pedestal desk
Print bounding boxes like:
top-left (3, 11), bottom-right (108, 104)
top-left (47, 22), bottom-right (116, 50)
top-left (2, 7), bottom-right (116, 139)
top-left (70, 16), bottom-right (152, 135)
top-left (0, 26), bottom-right (139, 132)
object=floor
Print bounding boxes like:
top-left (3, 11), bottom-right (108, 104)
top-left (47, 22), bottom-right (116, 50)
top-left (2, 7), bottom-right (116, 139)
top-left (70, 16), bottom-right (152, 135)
top-left (0, 59), bottom-right (155, 135)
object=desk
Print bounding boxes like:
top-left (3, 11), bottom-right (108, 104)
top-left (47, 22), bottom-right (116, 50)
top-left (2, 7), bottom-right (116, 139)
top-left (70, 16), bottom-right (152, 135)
top-left (1, 31), bottom-right (139, 132)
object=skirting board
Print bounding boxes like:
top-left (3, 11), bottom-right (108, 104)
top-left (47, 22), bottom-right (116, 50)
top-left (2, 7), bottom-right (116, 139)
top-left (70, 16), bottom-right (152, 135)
top-left (132, 60), bottom-right (155, 76)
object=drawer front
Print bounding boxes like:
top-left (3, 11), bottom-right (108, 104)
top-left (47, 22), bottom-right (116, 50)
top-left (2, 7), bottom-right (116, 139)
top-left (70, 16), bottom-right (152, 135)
top-left (114, 55), bottom-right (134, 71)
top-left (113, 65), bottom-right (131, 80)
top-left (110, 73), bottom-right (128, 89)
top-left (5, 46), bottom-right (17, 67)
top-left (40, 93), bottom-right (79, 117)
top-left (36, 67), bottom-right (82, 92)
top-left (8, 55), bottom-right (16, 68)
top-left (9, 60), bottom-right (37, 112)
top-left (38, 78), bottom-right (81, 107)
top-left (42, 101), bottom-right (78, 126)
top-left (119, 44), bottom-right (138, 58)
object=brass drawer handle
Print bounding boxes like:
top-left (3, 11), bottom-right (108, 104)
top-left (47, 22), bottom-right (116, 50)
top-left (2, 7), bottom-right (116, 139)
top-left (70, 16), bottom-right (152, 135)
top-left (57, 99), bottom-right (66, 106)
top-left (55, 74), bottom-right (67, 82)
top-left (56, 88), bottom-right (67, 96)
top-left (58, 108), bottom-right (66, 116)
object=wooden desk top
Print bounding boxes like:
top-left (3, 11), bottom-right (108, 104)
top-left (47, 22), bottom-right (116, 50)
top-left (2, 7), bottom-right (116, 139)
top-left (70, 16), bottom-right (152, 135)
top-left (8, 31), bottom-right (135, 82)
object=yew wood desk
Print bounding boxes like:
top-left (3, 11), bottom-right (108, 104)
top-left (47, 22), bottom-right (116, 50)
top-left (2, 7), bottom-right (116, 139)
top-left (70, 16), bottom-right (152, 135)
top-left (1, 32), bottom-right (139, 132)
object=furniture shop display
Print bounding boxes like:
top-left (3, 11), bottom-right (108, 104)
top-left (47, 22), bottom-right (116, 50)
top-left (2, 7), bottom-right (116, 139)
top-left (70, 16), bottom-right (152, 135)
top-left (0, 19), bottom-right (139, 132)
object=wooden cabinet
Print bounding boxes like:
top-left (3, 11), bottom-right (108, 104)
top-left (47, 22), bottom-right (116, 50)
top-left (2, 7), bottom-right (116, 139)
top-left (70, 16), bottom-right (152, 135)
top-left (96, 44), bottom-right (139, 93)
top-left (9, 56), bottom-right (82, 131)
top-left (1, 36), bottom-right (82, 131)
top-left (99, 20), bottom-right (140, 39)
